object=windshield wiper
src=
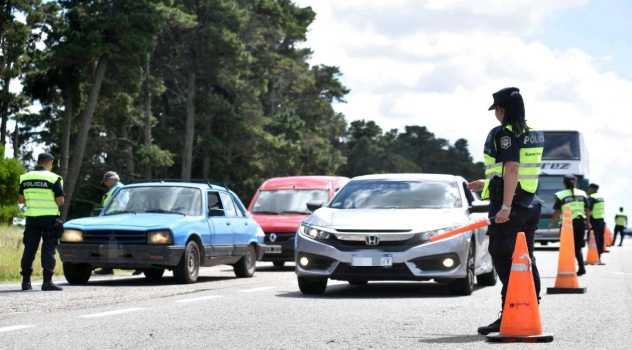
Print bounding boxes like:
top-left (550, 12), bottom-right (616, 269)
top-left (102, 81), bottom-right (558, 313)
top-left (105, 210), bottom-right (137, 216)
top-left (144, 209), bottom-right (185, 215)
top-left (252, 211), bottom-right (280, 215)
top-left (370, 206), bottom-right (402, 209)
top-left (279, 211), bottom-right (310, 214)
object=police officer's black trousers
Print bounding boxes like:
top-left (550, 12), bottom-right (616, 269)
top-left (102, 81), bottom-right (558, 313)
top-left (613, 225), bottom-right (625, 246)
top-left (590, 218), bottom-right (605, 256)
top-left (487, 203), bottom-right (541, 310)
top-left (572, 218), bottom-right (586, 272)
top-left (21, 217), bottom-right (59, 280)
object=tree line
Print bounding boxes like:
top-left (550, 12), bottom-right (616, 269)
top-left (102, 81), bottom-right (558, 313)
top-left (0, 0), bottom-right (483, 221)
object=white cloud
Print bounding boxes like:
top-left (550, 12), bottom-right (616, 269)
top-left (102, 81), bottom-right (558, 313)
top-left (295, 0), bottom-right (630, 223)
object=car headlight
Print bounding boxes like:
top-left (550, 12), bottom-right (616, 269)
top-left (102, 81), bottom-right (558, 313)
top-left (61, 229), bottom-right (83, 242)
top-left (419, 226), bottom-right (460, 241)
top-left (298, 224), bottom-right (331, 240)
top-left (147, 230), bottom-right (173, 244)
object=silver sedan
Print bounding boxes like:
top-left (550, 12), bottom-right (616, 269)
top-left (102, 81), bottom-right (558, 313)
top-left (294, 173), bottom-right (497, 295)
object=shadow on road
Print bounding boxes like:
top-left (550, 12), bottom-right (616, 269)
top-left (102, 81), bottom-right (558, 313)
top-left (415, 334), bottom-right (483, 344)
top-left (82, 275), bottom-right (234, 288)
top-left (276, 282), bottom-right (489, 299)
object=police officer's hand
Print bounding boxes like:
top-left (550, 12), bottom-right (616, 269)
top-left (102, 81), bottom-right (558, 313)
top-left (495, 209), bottom-right (510, 224)
top-left (586, 222), bottom-right (592, 230)
top-left (467, 180), bottom-right (485, 192)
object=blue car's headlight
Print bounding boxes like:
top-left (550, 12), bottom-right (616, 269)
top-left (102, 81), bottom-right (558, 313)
top-left (298, 224), bottom-right (331, 240)
top-left (419, 226), bottom-right (460, 241)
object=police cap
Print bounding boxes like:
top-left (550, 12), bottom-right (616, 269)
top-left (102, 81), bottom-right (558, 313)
top-left (563, 174), bottom-right (576, 182)
top-left (38, 152), bottom-right (54, 162)
top-left (588, 183), bottom-right (599, 190)
top-left (488, 87), bottom-right (520, 111)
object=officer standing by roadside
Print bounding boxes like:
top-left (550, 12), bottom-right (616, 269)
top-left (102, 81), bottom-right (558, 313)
top-left (467, 87), bottom-right (545, 335)
top-left (547, 174), bottom-right (591, 275)
top-left (18, 152), bottom-right (64, 291)
top-left (613, 207), bottom-right (627, 246)
top-left (587, 183), bottom-right (605, 261)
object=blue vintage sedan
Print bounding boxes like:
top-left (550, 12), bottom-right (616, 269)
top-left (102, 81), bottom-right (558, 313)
top-left (58, 181), bottom-right (267, 284)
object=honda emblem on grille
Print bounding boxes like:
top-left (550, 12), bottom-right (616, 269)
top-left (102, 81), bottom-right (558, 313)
top-left (270, 233), bottom-right (277, 242)
top-left (365, 235), bottom-right (380, 245)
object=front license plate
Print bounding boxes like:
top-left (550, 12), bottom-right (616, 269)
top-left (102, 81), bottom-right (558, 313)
top-left (265, 245), bottom-right (282, 254)
top-left (352, 254), bottom-right (393, 267)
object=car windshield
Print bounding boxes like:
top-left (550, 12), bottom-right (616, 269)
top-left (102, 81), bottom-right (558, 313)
top-left (104, 186), bottom-right (203, 216)
top-left (251, 189), bottom-right (329, 214)
top-left (328, 180), bottom-right (462, 209)
top-left (536, 176), bottom-right (565, 216)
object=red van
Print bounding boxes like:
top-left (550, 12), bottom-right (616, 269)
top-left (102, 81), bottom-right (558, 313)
top-left (247, 176), bottom-right (350, 267)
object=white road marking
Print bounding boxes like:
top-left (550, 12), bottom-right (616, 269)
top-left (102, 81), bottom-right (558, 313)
top-left (0, 325), bottom-right (35, 333)
top-left (175, 295), bottom-right (222, 303)
top-left (79, 308), bottom-right (146, 318)
top-left (237, 286), bottom-right (276, 293)
top-left (606, 271), bottom-right (632, 275)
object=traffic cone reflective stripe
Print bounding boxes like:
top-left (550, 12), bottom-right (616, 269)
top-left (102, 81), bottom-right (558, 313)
top-left (486, 232), bottom-right (554, 342)
top-left (585, 230), bottom-right (600, 265)
top-left (547, 206), bottom-right (586, 294)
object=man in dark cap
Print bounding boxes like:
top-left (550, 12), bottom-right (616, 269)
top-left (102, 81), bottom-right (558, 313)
top-left (587, 183), bottom-right (606, 261)
top-left (18, 152), bottom-right (65, 291)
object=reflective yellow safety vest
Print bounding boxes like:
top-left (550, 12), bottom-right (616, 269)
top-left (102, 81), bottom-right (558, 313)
top-left (555, 189), bottom-right (588, 220)
top-left (102, 182), bottom-right (123, 207)
top-left (481, 124), bottom-right (544, 200)
top-left (615, 211), bottom-right (627, 226)
top-left (20, 170), bottom-right (63, 217)
top-left (589, 193), bottom-right (605, 220)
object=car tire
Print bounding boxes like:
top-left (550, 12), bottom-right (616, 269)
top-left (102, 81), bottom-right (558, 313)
top-left (63, 263), bottom-right (92, 284)
top-left (448, 240), bottom-right (475, 296)
top-left (348, 280), bottom-right (368, 286)
top-left (173, 241), bottom-right (200, 284)
top-left (476, 266), bottom-right (498, 286)
top-left (273, 261), bottom-right (286, 268)
top-left (297, 276), bottom-right (327, 294)
top-left (143, 268), bottom-right (165, 280)
top-left (234, 245), bottom-right (256, 278)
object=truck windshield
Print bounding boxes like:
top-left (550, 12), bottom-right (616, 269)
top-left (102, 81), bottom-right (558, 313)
top-left (542, 132), bottom-right (580, 160)
top-left (251, 189), bottom-right (329, 214)
top-left (104, 186), bottom-right (203, 216)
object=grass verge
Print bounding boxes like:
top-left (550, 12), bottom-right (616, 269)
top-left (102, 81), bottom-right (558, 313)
top-left (0, 225), bottom-right (63, 282)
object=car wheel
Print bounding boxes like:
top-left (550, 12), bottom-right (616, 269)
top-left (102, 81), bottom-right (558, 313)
top-left (144, 268), bottom-right (165, 280)
top-left (448, 240), bottom-right (475, 296)
top-left (63, 263), bottom-right (92, 284)
top-left (348, 280), bottom-right (368, 286)
top-left (273, 261), bottom-right (286, 268)
top-left (476, 265), bottom-right (498, 286)
top-left (234, 245), bottom-right (256, 278)
top-left (297, 276), bottom-right (328, 294)
top-left (173, 241), bottom-right (200, 284)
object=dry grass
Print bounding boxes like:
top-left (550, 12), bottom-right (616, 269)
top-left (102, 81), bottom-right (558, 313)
top-left (0, 225), bottom-right (63, 282)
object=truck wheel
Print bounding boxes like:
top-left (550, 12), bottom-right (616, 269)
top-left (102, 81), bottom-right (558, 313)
top-left (63, 263), bottom-right (92, 284)
top-left (173, 241), bottom-right (200, 284)
top-left (234, 245), bottom-right (256, 278)
top-left (298, 276), bottom-right (328, 294)
top-left (143, 268), bottom-right (165, 280)
top-left (448, 240), bottom-right (475, 296)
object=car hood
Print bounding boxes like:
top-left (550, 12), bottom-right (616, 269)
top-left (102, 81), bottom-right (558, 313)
top-left (65, 214), bottom-right (193, 229)
top-left (303, 208), bottom-right (468, 231)
top-left (251, 214), bottom-right (306, 233)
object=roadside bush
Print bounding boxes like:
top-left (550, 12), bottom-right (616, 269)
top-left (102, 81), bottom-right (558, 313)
top-left (0, 145), bottom-right (25, 225)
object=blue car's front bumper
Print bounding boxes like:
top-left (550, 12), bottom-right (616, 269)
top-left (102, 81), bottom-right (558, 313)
top-left (57, 243), bottom-right (184, 269)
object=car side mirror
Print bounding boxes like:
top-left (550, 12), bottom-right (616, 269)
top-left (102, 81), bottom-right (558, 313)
top-left (306, 200), bottom-right (323, 212)
top-left (469, 200), bottom-right (489, 213)
top-left (93, 208), bottom-right (103, 217)
top-left (208, 208), bottom-right (225, 217)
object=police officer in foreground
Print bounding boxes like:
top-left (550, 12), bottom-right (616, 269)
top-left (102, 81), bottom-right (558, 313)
top-left (18, 152), bottom-right (65, 291)
top-left (586, 183), bottom-right (605, 261)
top-left (467, 87), bottom-right (545, 335)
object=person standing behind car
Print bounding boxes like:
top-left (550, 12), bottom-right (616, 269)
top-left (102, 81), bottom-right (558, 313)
top-left (467, 87), bottom-right (545, 335)
top-left (586, 183), bottom-right (605, 261)
top-left (18, 152), bottom-right (64, 291)
top-left (547, 174), bottom-right (591, 276)
top-left (613, 207), bottom-right (628, 246)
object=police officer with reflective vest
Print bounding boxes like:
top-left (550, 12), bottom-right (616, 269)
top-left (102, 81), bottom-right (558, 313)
top-left (587, 183), bottom-right (605, 260)
top-left (467, 87), bottom-right (545, 335)
top-left (547, 174), bottom-right (591, 275)
top-left (613, 207), bottom-right (627, 246)
top-left (17, 153), bottom-right (64, 291)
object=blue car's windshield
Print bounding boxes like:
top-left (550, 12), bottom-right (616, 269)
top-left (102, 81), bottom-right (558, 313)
top-left (104, 186), bottom-right (203, 216)
top-left (328, 180), bottom-right (462, 210)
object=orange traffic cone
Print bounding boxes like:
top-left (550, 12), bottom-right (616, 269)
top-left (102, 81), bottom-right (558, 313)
top-left (585, 230), bottom-right (601, 265)
top-left (547, 206), bottom-right (587, 294)
top-left (486, 232), bottom-right (554, 343)
top-left (604, 225), bottom-right (613, 252)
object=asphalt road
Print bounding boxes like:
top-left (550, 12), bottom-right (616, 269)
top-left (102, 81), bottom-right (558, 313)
top-left (1, 239), bottom-right (631, 350)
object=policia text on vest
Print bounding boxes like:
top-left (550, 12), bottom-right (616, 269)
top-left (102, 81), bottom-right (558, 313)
top-left (17, 152), bottom-right (65, 292)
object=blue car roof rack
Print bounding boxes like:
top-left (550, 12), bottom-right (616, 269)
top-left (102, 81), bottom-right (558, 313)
top-left (128, 179), bottom-right (231, 190)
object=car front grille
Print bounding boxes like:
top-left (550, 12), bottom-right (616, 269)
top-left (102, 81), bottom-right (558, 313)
top-left (265, 232), bottom-right (295, 243)
top-left (331, 263), bottom-right (413, 277)
top-left (82, 230), bottom-right (147, 244)
top-left (323, 235), bottom-right (421, 252)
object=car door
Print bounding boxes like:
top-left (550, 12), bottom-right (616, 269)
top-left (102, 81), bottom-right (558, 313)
top-left (219, 192), bottom-right (251, 251)
top-left (207, 191), bottom-right (234, 256)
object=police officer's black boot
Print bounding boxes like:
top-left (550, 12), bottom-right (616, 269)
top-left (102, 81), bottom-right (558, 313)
top-left (41, 275), bottom-right (63, 291)
top-left (477, 312), bottom-right (502, 335)
top-left (20, 271), bottom-right (32, 291)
